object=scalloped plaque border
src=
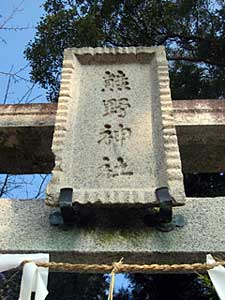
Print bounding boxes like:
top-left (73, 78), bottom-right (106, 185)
top-left (46, 46), bottom-right (185, 207)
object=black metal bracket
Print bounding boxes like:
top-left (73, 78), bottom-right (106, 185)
top-left (49, 186), bottom-right (185, 231)
top-left (49, 188), bottom-right (77, 226)
top-left (144, 187), bottom-right (185, 232)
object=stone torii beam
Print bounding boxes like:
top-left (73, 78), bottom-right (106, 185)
top-left (0, 99), bottom-right (224, 174)
top-left (0, 99), bottom-right (225, 265)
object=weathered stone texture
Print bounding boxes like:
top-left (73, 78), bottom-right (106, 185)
top-left (0, 104), bottom-right (56, 174)
top-left (0, 100), bottom-right (224, 174)
top-left (0, 197), bottom-right (225, 266)
top-left (47, 47), bottom-right (184, 207)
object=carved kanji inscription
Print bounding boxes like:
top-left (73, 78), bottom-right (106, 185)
top-left (47, 47), bottom-right (185, 207)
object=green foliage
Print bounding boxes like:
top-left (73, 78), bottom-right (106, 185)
top-left (123, 273), bottom-right (219, 300)
top-left (197, 274), bottom-right (219, 300)
top-left (184, 173), bottom-right (225, 197)
top-left (25, 0), bottom-right (225, 101)
top-left (46, 272), bottom-right (108, 300)
top-left (0, 271), bottom-right (108, 300)
top-left (21, 2), bottom-right (225, 299)
top-left (0, 270), bottom-right (220, 300)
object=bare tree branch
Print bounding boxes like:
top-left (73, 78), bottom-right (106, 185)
top-left (0, 2), bottom-right (47, 201)
top-left (34, 175), bottom-right (49, 199)
top-left (167, 55), bottom-right (225, 67)
top-left (0, 0), bottom-right (25, 30)
top-left (3, 67), bottom-right (13, 104)
top-left (0, 175), bottom-right (9, 197)
top-left (0, 25), bottom-right (34, 31)
top-left (0, 36), bottom-right (7, 44)
top-left (0, 71), bottom-right (30, 82)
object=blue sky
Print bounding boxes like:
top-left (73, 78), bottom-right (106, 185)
top-left (0, 0), bottom-right (46, 103)
top-left (0, 3), bottom-right (131, 291)
top-left (0, 1), bottom-right (50, 198)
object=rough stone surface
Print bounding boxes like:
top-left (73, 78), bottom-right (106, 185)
top-left (173, 99), bottom-right (225, 126)
top-left (47, 47), bottom-right (184, 207)
top-left (0, 104), bottom-right (56, 174)
top-left (0, 103), bottom-right (56, 127)
top-left (0, 101), bottom-right (224, 174)
top-left (0, 198), bottom-right (225, 267)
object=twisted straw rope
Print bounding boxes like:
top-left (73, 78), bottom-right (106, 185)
top-left (108, 259), bottom-right (124, 300)
top-left (21, 259), bottom-right (224, 300)
top-left (22, 260), bottom-right (225, 273)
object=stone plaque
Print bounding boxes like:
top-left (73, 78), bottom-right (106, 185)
top-left (46, 47), bottom-right (185, 207)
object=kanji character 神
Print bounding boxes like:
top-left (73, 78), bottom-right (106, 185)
top-left (97, 124), bottom-right (131, 146)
